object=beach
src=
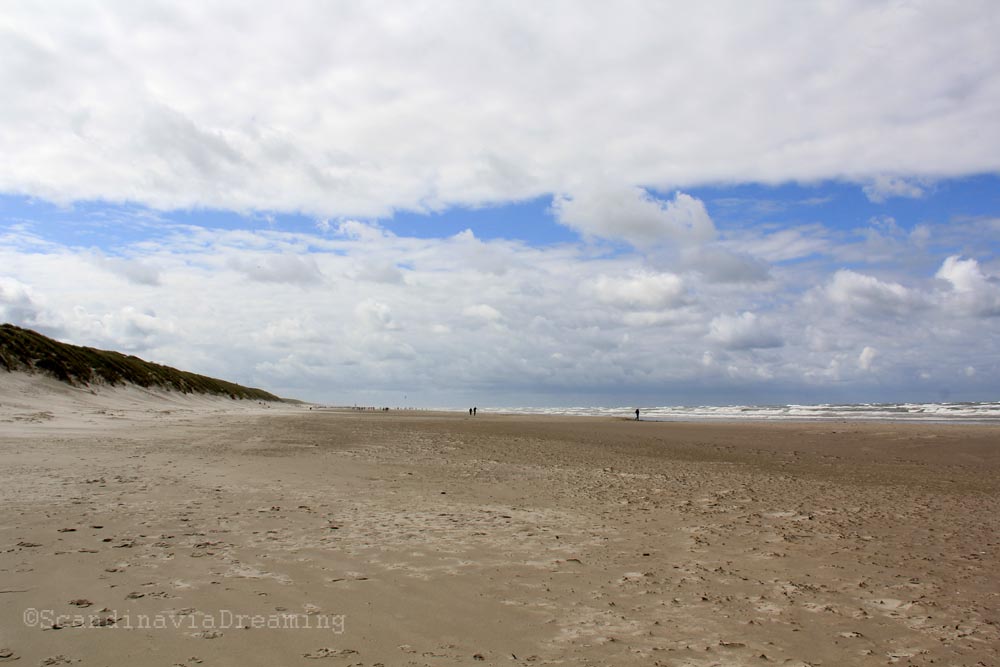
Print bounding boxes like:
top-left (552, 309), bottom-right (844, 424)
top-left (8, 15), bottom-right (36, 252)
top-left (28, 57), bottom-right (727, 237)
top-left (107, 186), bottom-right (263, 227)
top-left (1, 376), bottom-right (999, 666)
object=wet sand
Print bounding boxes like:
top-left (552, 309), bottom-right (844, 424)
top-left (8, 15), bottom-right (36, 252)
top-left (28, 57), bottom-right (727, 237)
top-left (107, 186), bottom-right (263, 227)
top-left (1, 374), bottom-right (999, 666)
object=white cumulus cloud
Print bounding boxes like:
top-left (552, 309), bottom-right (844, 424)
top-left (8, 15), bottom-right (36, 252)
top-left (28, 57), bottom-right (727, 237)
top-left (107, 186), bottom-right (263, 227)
top-left (707, 312), bottom-right (783, 350)
top-left (589, 272), bottom-right (685, 309)
top-left (824, 270), bottom-right (923, 317)
top-left (553, 188), bottom-right (716, 248)
top-left (935, 255), bottom-right (1000, 316)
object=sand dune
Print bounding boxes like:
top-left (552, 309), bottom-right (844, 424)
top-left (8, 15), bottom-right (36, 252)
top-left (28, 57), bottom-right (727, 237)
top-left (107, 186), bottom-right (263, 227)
top-left (1, 372), bottom-right (998, 665)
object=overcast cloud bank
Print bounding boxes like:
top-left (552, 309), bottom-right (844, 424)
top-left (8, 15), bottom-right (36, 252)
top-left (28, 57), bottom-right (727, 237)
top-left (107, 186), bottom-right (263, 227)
top-left (2, 2), bottom-right (999, 217)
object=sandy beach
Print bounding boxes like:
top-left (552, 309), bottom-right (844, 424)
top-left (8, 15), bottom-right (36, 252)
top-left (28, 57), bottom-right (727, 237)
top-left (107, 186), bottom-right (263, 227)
top-left (1, 375), bottom-right (999, 666)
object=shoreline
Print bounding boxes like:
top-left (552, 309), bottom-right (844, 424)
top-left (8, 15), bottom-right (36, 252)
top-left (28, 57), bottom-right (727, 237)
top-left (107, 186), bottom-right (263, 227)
top-left (315, 405), bottom-right (1000, 425)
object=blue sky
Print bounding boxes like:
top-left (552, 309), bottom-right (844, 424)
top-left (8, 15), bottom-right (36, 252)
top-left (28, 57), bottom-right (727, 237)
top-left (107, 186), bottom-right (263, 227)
top-left (8, 175), bottom-right (998, 255)
top-left (2, 2), bottom-right (1000, 406)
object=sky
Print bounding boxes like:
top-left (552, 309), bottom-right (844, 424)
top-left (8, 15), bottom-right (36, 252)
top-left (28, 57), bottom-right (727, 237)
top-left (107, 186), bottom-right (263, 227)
top-left (2, 1), bottom-right (1000, 407)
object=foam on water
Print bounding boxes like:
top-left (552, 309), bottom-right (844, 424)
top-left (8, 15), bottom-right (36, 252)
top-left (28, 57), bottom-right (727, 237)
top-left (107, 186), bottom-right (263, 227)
top-left (482, 402), bottom-right (1000, 423)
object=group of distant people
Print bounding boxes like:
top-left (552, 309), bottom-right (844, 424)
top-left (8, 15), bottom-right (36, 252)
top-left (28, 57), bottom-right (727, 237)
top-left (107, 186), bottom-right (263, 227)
top-left (468, 407), bottom-right (478, 416)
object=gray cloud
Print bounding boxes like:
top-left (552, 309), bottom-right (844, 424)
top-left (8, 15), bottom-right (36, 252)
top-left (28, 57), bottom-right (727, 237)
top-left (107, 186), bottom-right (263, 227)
top-left (681, 247), bottom-right (771, 284)
top-left (553, 188), bottom-right (716, 248)
top-left (0, 277), bottom-right (45, 326)
top-left (707, 312), bottom-right (783, 350)
top-left (91, 252), bottom-right (161, 286)
top-left (1, 2), bottom-right (997, 216)
top-left (821, 269), bottom-right (926, 319)
top-left (228, 254), bottom-right (325, 285)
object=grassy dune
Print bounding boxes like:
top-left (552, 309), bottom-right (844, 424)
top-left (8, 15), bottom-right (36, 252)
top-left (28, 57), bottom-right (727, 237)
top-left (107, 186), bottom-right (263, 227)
top-left (0, 323), bottom-right (282, 401)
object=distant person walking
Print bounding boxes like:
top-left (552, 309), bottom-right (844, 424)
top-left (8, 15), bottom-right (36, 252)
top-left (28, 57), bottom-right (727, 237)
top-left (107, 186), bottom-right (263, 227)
top-left (469, 408), bottom-right (473, 416)
top-left (473, 407), bottom-right (477, 416)
top-left (635, 408), bottom-right (640, 421)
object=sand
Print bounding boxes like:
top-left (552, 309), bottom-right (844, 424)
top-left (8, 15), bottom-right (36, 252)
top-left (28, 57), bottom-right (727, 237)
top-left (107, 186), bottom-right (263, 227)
top-left (1, 373), bottom-right (998, 666)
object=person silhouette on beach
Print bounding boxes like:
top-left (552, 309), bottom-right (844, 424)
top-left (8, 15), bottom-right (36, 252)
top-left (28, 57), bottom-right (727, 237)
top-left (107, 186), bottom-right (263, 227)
top-left (469, 408), bottom-right (473, 416)
top-left (473, 407), bottom-right (477, 416)
top-left (635, 408), bottom-right (640, 421)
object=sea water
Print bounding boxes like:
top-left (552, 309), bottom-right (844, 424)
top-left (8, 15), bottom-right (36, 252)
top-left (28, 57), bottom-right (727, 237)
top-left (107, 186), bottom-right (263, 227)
top-left (484, 402), bottom-right (1000, 423)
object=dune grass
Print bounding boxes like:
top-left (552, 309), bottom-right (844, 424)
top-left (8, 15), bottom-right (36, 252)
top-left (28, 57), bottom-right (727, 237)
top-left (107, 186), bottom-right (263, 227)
top-left (0, 323), bottom-right (282, 401)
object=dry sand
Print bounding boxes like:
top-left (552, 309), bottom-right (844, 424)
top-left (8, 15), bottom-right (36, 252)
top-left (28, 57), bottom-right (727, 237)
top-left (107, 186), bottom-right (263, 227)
top-left (1, 373), bottom-right (999, 666)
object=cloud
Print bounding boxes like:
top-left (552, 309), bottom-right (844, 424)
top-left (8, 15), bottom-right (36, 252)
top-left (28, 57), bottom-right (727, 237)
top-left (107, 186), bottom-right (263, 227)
top-left (823, 269), bottom-right (924, 317)
top-left (4, 3), bottom-right (996, 216)
top-left (589, 272), bottom-right (685, 309)
top-left (936, 255), bottom-right (986, 292)
top-left (463, 304), bottom-right (503, 322)
top-left (3, 214), bottom-right (1000, 405)
top-left (95, 307), bottom-right (178, 351)
top-left (354, 260), bottom-right (404, 284)
top-left (0, 277), bottom-right (45, 327)
top-left (354, 299), bottom-right (399, 331)
top-left (707, 312), bottom-right (783, 350)
top-left (52, 304), bottom-right (178, 352)
top-left (228, 253), bottom-right (324, 285)
top-left (253, 317), bottom-right (327, 345)
top-left (858, 346), bottom-right (877, 371)
top-left (862, 175), bottom-right (927, 203)
top-left (681, 246), bottom-right (770, 284)
top-left (729, 226), bottom-right (829, 263)
top-left (552, 188), bottom-right (716, 247)
top-left (935, 255), bottom-right (1000, 316)
top-left (335, 220), bottom-right (391, 242)
top-left (139, 103), bottom-right (245, 181)
top-left (91, 252), bottom-right (161, 286)
top-left (621, 310), bottom-right (691, 328)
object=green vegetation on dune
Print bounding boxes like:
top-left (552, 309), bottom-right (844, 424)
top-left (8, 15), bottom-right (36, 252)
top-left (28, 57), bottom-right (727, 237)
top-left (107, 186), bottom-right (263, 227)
top-left (0, 323), bottom-right (283, 401)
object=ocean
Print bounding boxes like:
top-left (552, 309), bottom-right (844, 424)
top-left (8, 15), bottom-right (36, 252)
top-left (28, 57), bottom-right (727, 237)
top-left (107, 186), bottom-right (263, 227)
top-left (484, 402), bottom-right (1000, 423)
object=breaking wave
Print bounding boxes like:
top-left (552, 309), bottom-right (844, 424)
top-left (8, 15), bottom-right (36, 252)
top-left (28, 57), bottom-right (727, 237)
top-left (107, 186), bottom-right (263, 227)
top-left (486, 402), bottom-right (1000, 423)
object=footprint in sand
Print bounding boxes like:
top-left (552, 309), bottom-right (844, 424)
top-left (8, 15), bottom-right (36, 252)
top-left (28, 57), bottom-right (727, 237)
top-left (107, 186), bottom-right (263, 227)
top-left (302, 648), bottom-right (358, 659)
top-left (869, 597), bottom-right (911, 612)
